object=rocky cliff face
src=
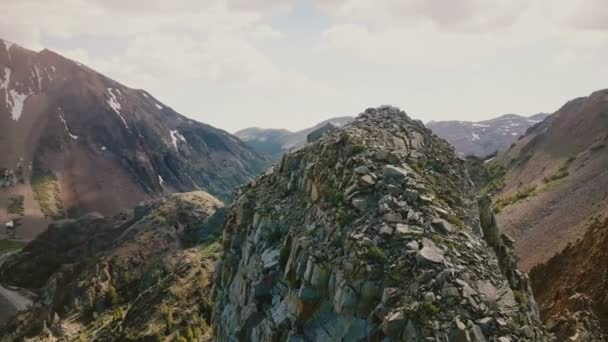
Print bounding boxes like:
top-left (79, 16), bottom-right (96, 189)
top-left (0, 191), bottom-right (224, 341)
top-left (214, 106), bottom-right (548, 341)
top-left (0, 38), bottom-right (268, 240)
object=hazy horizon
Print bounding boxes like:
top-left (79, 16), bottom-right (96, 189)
top-left (3, 0), bottom-right (607, 132)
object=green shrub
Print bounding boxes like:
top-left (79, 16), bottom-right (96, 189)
top-left (322, 184), bottom-right (344, 205)
top-left (0, 239), bottom-right (26, 253)
top-left (543, 156), bottom-right (576, 184)
top-left (31, 164), bottom-right (64, 219)
top-left (7, 195), bottom-right (24, 216)
top-left (367, 246), bottom-right (389, 264)
top-left (106, 285), bottom-right (120, 306)
top-left (348, 144), bottom-right (367, 156)
top-left (494, 185), bottom-right (537, 211)
top-left (419, 301), bottom-right (440, 320)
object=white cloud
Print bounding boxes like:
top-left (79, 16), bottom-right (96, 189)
top-left (316, 0), bottom-right (530, 32)
top-left (319, 0), bottom-right (608, 66)
top-left (1, 0), bottom-right (607, 132)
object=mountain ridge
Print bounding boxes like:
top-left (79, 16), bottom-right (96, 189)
top-left (0, 38), bottom-right (268, 240)
top-left (427, 113), bottom-right (550, 157)
top-left (215, 106), bottom-right (549, 341)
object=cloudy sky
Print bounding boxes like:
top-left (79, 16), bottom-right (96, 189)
top-left (2, 0), bottom-right (607, 132)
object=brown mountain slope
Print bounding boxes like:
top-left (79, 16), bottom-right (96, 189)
top-left (489, 89), bottom-right (608, 271)
top-left (530, 216), bottom-right (608, 338)
top-left (0, 191), bottom-right (225, 341)
top-left (0, 38), bottom-right (268, 240)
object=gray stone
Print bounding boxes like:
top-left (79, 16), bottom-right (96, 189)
top-left (380, 224), bottom-right (394, 236)
top-left (375, 151), bottom-right (400, 164)
top-left (470, 324), bottom-right (486, 342)
top-left (417, 238), bottom-right (445, 264)
top-left (406, 240), bottom-right (420, 251)
top-left (418, 195), bottom-right (434, 205)
top-left (395, 223), bottom-right (421, 237)
top-left (431, 219), bottom-right (452, 235)
top-left (261, 248), bottom-right (280, 269)
top-left (360, 175), bottom-right (376, 187)
top-left (382, 165), bottom-right (408, 181)
top-left (384, 212), bottom-right (404, 223)
top-left (354, 165), bottom-right (371, 174)
top-left (442, 286), bottom-right (459, 298)
top-left (475, 317), bottom-right (493, 334)
top-left (352, 197), bottom-right (370, 211)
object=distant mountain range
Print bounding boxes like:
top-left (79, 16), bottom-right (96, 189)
top-left (0, 38), bottom-right (268, 240)
top-left (427, 113), bottom-right (550, 157)
top-left (237, 113), bottom-right (548, 159)
top-left (234, 116), bottom-right (354, 159)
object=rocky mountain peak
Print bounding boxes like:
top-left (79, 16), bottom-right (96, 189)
top-left (214, 106), bottom-right (548, 341)
top-left (0, 38), bottom-right (268, 240)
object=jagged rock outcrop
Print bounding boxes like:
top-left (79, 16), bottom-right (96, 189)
top-left (214, 106), bottom-right (549, 341)
top-left (0, 191), bottom-right (225, 341)
top-left (478, 195), bottom-right (540, 323)
top-left (306, 123), bottom-right (338, 144)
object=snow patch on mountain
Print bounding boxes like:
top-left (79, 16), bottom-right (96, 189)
top-left (33, 65), bottom-right (42, 91)
top-left (1, 67), bottom-right (11, 108)
top-left (472, 132), bottom-right (480, 141)
top-left (8, 89), bottom-right (31, 121)
top-left (2, 40), bottom-right (13, 62)
top-left (155, 103), bottom-right (163, 110)
top-left (107, 88), bottom-right (129, 129)
top-left (170, 130), bottom-right (187, 151)
top-left (58, 109), bottom-right (78, 140)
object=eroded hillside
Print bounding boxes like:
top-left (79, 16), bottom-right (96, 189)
top-left (0, 191), bottom-right (225, 341)
top-left (484, 89), bottom-right (608, 271)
